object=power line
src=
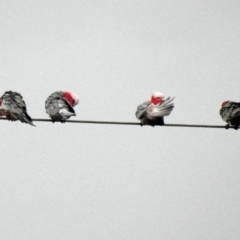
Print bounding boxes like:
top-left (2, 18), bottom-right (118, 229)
top-left (0, 117), bottom-right (236, 129)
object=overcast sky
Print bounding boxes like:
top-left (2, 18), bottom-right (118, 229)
top-left (0, 1), bottom-right (240, 239)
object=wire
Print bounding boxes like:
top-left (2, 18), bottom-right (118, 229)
top-left (0, 117), bottom-right (236, 128)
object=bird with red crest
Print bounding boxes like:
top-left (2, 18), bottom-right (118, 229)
top-left (136, 92), bottom-right (174, 126)
top-left (45, 91), bottom-right (79, 123)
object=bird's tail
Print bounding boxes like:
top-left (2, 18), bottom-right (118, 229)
top-left (28, 121), bottom-right (36, 127)
top-left (23, 112), bottom-right (36, 127)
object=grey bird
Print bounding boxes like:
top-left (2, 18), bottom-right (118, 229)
top-left (136, 92), bottom-right (174, 126)
top-left (45, 91), bottom-right (79, 123)
top-left (0, 91), bottom-right (35, 126)
top-left (220, 100), bottom-right (240, 130)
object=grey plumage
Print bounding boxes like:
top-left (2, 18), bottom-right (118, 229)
top-left (220, 101), bottom-right (240, 129)
top-left (0, 91), bottom-right (35, 126)
top-left (136, 97), bottom-right (174, 126)
top-left (45, 91), bottom-right (76, 122)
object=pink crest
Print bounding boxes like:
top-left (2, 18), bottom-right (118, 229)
top-left (150, 92), bottom-right (164, 105)
top-left (221, 100), bottom-right (229, 107)
top-left (63, 91), bottom-right (79, 107)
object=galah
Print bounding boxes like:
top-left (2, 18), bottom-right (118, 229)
top-left (136, 92), bottom-right (174, 126)
top-left (220, 101), bottom-right (240, 130)
top-left (0, 91), bottom-right (36, 126)
top-left (45, 91), bottom-right (79, 123)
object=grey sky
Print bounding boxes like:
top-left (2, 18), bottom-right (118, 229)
top-left (0, 1), bottom-right (240, 239)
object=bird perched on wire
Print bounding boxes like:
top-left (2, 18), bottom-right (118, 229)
top-left (45, 91), bottom-right (79, 123)
top-left (136, 92), bottom-right (174, 126)
top-left (0, 91), bottom-right (36, 126)
top-left (220, 100), bottom-right (240, 130)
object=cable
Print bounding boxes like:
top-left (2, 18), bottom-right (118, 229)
top-left (0, 117), bottom-right (236, 128)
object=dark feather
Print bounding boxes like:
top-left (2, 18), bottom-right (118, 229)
top-left (220, 101), bottom-right (240, 128)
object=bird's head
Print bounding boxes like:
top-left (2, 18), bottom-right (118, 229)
top-left (221, 100), bottom-right (229, 107)
top-left (63, 91), bottom-right (79, 107)
top-left (150, 92), bottom-right (164, 105)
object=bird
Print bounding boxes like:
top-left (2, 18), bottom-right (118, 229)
top-left (45, 91), bottom-right (79, 123)
top-left (136, 92), bottom-right (174, 126)
top-left (220, 100), bottom-right (240, 130)
top-left (0, 91), bottom-right (35, 126)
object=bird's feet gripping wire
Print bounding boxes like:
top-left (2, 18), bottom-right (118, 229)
top-left (225, 124), bottom-right (230, 130)
top-left (233, 125), bottom-right (239, 130)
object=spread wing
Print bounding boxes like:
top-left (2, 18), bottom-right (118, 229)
top-left (135, 101), bottom-right (151, 120)
top-left (147, 96), bottom-right (175, 120)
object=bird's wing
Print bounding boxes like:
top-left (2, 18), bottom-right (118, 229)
top-left (1, 91), bottom-right (35, 126)
top-left (45, 91), bottom-right (75, 117)
top-left (1, 91), bottom-right (26, 112)
top-left (147, 96), bottom-right (175, 119)
top-left (220, 101), bottom-right (240, 122)
top-left (135, 101), bottom-right (151, 120)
